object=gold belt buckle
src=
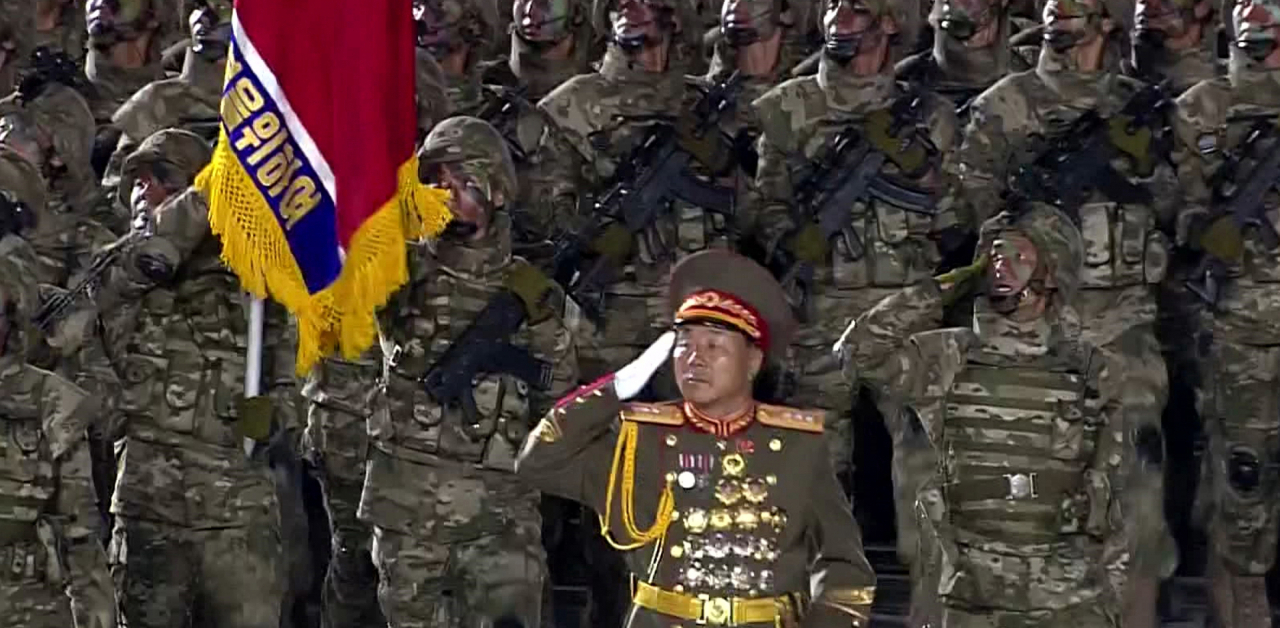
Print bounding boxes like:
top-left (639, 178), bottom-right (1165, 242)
top-left (698, 595), bottom-right (733, 625)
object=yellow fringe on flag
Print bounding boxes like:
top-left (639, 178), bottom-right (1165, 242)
top-left (195, 129), bottom-right (452, 375)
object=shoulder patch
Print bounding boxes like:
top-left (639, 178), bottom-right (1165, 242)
top-left (621, 402), bottom-right (686, 426)
top-left (756, 404), bottom-right (825, 433)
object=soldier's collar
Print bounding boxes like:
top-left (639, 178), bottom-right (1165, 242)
top-left (598, 47), bottom-right (685, 96)
top-left (434, 213), bottom-right (513, 276)
top-left (683, 401), bottom-right (756, 438)
top-left (931, 15), bottom-right (1010, 90)
top-left (1228, 60), bottom-right (1280, 108)
top-left (817, 56), bottom-right (896, 114)
top-left (509, 33), bottom-right (588, 100)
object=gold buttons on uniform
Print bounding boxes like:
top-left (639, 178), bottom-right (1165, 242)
top-left (670, 544), bottom-right (685, 558)
top-left (769, 438), bottom-right (783, 451)
top-left (665, 434), bottom-right (678, 446)
top-left (666, 472), bottom-right (677, 483)
top-left (766, 474), bottom-right (777, 485)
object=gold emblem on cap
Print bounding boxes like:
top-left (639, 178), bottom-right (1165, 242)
top-left (769, 438), bottom-right (782, 451)
top-left (721, 453), bottom-right (746, 477)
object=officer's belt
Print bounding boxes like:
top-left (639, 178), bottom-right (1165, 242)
top-left (632, 580), bottom-right (793, 626)
top-left (947, 469), bottom-right (1081, 503)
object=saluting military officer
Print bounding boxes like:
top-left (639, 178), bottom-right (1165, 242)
top-left (517, 249), bottom-right (876, 628)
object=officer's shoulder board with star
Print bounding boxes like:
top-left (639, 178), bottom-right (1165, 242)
top-left (620, 402), bottom-right (685, 426)
top-left (619, 402), bottom-right (825, 432)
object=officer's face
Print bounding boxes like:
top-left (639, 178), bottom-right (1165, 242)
top-left (1234, 0), bottom-right (1280, 64)
top-left (673, 324), bottom-right (763, 406)
top-left (988, 234), bottom-right (1039, 299)
top-left (721, 0), bottom-right (779, 47)
top-left (513, 0), bottom-right (574, 44)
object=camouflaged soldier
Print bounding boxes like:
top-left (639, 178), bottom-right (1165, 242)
top-left (531, 0), bottom-right (748, 379)
top-left (0, 0), bottom-right (36, 95)
top-left (1170, 1), bottom-right (1280, 624)
top-left (954, 1), bottom-right (1177, 605)
top-left (0, 202), bottom-right (116, 628)
top-left (357, 117), bottom-right (577, 628)
top-left (85, 129), bottom-right (297, 628)
top-left (35, 0), bottom-right (88, 67)
top-left (0, 82), bottom-right (121, 287)
top-left (749, 0), bottom-right (961, 485)
top-left (517, 249), bottom-right (877, 628)
top-left (103, 0), bottom-right (231, 189)
top-left (473, 0), bottom-right (596, 243)
top-left (1125, 0), bottom-right (1222, 91)
top-left (415, 0), bottom-right (503, 115)
top-left (84, 0), bottom-right (184, 129)
top-left (838, 205), bottom-right (1161, 628)
top-left (896, 0), bottom-right (1036, 109)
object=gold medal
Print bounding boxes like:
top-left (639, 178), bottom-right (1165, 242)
top-left (709, 508), bottom-right (734, 530)
top-left (742, 477), bottom-right (768, 504)
top-left (683, 508), bottom-right (709, 534)
top-left (721, 453), bottom-right (746, 477)
top-left (734, 507), bottom-right (760, 531)
top-left (714, 478), bottom-right (742, 505)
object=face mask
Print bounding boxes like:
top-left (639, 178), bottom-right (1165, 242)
top-left (722, 0), bottom-right (779, 47)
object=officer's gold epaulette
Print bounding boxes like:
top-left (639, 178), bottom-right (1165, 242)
top-left (620, 402), bottom-right (686, 426)
top-left (756, 404), bottom-right (825, 433)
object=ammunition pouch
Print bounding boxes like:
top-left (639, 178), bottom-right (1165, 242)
top-left (0, 539), bottom-right (50, 584)
top-left (1078, 203), bottom-right (1168, 288)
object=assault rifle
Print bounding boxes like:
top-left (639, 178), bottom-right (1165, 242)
top-left (419, 289), bottom-right (554, 422)
top-left (477, 86), bottom-right (531, 163)
top-left (1010, 80), bottom-right (1173, 219)
top-left (773, 91), bottom-right (939, 319)
top-left (32, 230), bottom-right (143, 332)
top-left (1186, 116), bottom-right (1280, 306)
top-left (549, 72), bottom-right (745, 324)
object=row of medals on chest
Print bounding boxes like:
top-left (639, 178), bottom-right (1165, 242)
top-left (663, 437), bottom-right (789, 592)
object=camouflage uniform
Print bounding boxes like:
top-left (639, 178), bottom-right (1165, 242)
top-left (0, 0), bottom-right (35, 95)
top-left (838, 206), bottom-right (1155, 628)
top-left (358, 118), bottom-right (577, 628)
top-left (0, 230), bottom-right (115, 628)
top-left (896, 0), bottom-right (1035, 109)
top-left (415, 0), bottom-right (501, 115)
top-left (1170, 36), bottom-right (1280, 628)
top-left (0, 83), bottom-right (121, 287)
top-left (750, 12), bottom-right (962, 481)
top-left (475, 2), bottom-right (596, 243)
top-left (954, 27), bottom-right (1176, 604)
top-left (92, 130), bottom-right (295, 628)
top-left (34, 0), bottom-right (87, 67)
top-left (103, 4), bottom-right (229, 190)
top-left (533, 41), bottom-right (743, 379)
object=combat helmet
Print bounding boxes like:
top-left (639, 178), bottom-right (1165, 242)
top-left (0, 82), bottom-right (95, 189)
top-left (978, 205), bottom-right (1085, 307)
top-left (419, 116), bottom-right (517, 207)
top-left (118, 129), bottom-right (212, 207)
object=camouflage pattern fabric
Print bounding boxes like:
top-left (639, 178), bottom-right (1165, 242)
top-left (837, 207), bottom-right (1156, 626)
top-left (533, 47), bottom-right (742, 379)
top-left (0, 238), bottom-right (115, 628)
top-left (895, 0), bottom-right (1031, 109)
top-left (109, 514), bottom-right (285, 628)
top-left (33, 0), bottom-right (86, 66)
top-left (356, 216), bottom-right (577, 628)
top-left (750, 54), bottom-right (961, 475)
top-left (0, 0), bottom-right (36, 95)
top-left (302, 356), bottom-right (387, 628)
top-left (1171, 55), bottom-right (1280, 628)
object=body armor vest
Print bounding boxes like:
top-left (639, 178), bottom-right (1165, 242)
top-left (0, 412), bottom-right (56, 583)
top-left (376, 246), bottom-right (536, 472)
top-left (941, 353), bottom-right (1101, 546)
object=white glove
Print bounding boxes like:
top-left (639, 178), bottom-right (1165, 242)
top-left (614, 330), bottom-right (676, 401)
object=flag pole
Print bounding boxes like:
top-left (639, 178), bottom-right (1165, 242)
top-left (244, 296), bottom-right (265, 457)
